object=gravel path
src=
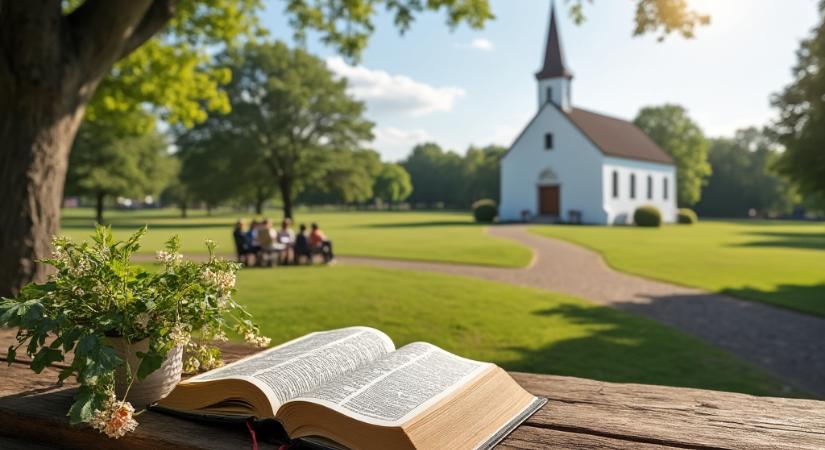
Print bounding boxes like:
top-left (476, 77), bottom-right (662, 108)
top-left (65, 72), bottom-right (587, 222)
top-left (341, 225), bottom-right (825, 397)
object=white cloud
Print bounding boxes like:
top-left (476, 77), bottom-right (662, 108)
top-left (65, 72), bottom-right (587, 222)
top-left (325, 57), bottom-right (465, 117)
top-left (373, 127), bottom-right (432, 161)
top-left (471, 38), bottom-right (494, 51)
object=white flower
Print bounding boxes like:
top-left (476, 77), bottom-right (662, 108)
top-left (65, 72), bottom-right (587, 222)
top-left (90, 393), bottom-right (138, 439)
top-left (244, 331), bottom-right (271, 348)
top-left (155, 250), bottom-right (183, 265)
top-left (134, 313), bottom-right (150, 331)
top-left (201, 268), bottom-right (236, 296)
top-left (170, 324), bottom-right (190, 347)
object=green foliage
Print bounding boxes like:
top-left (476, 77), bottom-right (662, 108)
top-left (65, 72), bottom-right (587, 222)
top-left (66, 119), bottom-right (177, 222)
top-left (634, 104), bottom-right (711, 206)
top-left (772, 3), bottom-right (825, 199)
top-left (472, 199), bottom-right (498, 223)
top-left (695, 128), bottom-right (799, 218)
top-left (633, 205), bottom-right (662, 227)
top-left (566, 0), bottom-right (710, 40)
top-left (402, 143), bottom-right (465, 207)
top-left (373, 163), bottom-right (413, 206)
top-left (463, 145), bottom-right (507, 204)
top-left (283, 0), bottom-right (493, 59)
top-left (178, 41), bottom-right (374, 217)
top-left (0, 227), bottom-right (267, 427)
top-left (677, 208), bottom-right (698, 224)
top-left (80, 0), bottom-right (264, 133)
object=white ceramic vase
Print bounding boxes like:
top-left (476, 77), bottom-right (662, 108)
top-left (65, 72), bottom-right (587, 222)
top-left (108, 337), bottom-right (183, 407)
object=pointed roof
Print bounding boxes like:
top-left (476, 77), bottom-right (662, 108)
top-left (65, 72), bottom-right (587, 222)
top-left (535, 2), bottom-right (573, 80)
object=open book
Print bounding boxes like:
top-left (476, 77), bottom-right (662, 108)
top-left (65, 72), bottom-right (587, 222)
top-left (156, 327), bottom-right (545, 449)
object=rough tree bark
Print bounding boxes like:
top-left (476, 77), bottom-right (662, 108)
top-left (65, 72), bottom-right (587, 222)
top-left (0, 0), bottom-right (177, 296)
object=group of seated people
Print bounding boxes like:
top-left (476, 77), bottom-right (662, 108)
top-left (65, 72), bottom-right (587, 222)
top-left (233, 218), bottom-right (334, 266)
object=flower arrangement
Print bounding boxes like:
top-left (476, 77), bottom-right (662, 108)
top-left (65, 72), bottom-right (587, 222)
top-left (0, 226), bottom-right (269, 438)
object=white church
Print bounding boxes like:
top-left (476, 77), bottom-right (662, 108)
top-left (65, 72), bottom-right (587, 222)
top-left (499, 3), bottom-right (677, 225)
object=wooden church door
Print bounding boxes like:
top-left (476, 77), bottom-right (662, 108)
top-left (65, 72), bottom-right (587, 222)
top-left (538, 185), bottom-right (560, 216)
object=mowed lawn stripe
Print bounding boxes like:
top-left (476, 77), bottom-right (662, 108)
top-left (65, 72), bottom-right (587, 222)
top-left (530, 220), bottom-right (825, 317)
top-left (60, 208), bottom-right (533, 268)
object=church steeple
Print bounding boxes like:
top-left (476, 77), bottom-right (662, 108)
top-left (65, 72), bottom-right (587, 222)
top-left (535, 1), bottom-right (573, 111)
top-left (536, 2), bottom-right (573, 81)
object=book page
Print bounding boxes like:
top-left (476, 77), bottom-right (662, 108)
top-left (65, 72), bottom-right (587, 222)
top-left (189, 327), bottom-right (395, 408)
top-left (291, 342), bottom-right (491, 426)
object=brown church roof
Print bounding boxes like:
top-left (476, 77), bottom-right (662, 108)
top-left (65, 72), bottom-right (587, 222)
top-left (564, 107), bottom-right (674, 165)
top-left (535, 3), bottom-right (573, 80)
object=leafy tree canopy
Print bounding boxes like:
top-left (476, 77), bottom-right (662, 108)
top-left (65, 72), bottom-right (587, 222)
top-left (373, 163), bottom-right (413, 206)
top-left (634, 104), bottom-right (711, 206)
top-left (772, 1), bottom-right (825, 198)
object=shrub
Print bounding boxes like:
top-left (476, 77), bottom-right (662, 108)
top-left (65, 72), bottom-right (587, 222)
top-left (634, 205), bottom-right (662, 227)
top-left (472, 199), bottom-right (498, 223)
top-left (678, 208), bottom-right (698, 224)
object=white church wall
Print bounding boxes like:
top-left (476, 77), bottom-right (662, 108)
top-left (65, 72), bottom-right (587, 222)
top-left (500, 105), bottom-right (607, 224)
top-left (602, 157), bottom-right (678, 224)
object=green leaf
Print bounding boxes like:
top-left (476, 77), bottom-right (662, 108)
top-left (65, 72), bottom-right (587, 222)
top-left (31, 347), bottom-right (63, 373)
top-left (136, 350), bottom-right (164, 380)
top-left (68, 386), bottom-right (97, 425)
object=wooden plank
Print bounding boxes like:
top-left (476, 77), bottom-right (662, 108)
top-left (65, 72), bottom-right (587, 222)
top-left (511, 372), bottom-right (825, 450)
top-left (1, 327), bottom-right (824, 449)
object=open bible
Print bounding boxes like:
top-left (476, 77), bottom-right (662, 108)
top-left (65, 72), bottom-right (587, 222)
top-left (155, 327), bottom-right (545, 449)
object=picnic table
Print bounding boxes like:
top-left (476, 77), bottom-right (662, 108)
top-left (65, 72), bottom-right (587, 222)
top-left (0, 335), bottom-right (822, 450)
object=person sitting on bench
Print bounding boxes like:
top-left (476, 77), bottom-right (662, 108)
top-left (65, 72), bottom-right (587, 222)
top-left (275, 219), bottom-right (295, 265)
top-left (232, 219), bottom-right (253, 266)
top-left (293, 224), bottom-right (312, 264)
top-left (257, 219), bottom-right (285, 267)
top-left (309, 222), bottom-right (334, 263)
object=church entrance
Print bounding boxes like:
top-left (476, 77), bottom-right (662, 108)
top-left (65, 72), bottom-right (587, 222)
top-left (538, 185), bottom-right (560, 216)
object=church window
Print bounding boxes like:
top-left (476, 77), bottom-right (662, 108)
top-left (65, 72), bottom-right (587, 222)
top-left (612, 171), bottom-right (619, 199)
top-left (544, 133), bottom-right (554, 150)
top-left (663, 177), bottom-right (669, 200)
top-left (630, 174), bottom-right (636, 199)
top-left (647, 175), bottom-right (653, 199)
top-left (546, 87), bottom-right (553, 103)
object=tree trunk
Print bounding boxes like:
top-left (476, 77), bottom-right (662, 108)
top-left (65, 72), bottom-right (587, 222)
top-left (0, 104), bottom-right (85, 297)
top-left (255, 187), bottom-right (265, 215)
top-left (0, 0), bottom-right (175, 296)
top-left (180, 201), bottom-right (188, 218)
top-left (95, 191), bottom-right (106, 225)
top-left (280, 177), bottom-right (294, 219)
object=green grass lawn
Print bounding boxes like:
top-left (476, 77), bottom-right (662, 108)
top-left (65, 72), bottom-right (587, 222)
top-left (60, 208), bottom-right (532, 268)
top-left (232, 264), bottom-right (788, 397)
top-left (530, 221), bottom-right (825, 317)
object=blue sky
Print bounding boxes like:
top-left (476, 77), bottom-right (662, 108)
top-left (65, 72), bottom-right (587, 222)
top-left (261, 1), bottom-right (820, 161)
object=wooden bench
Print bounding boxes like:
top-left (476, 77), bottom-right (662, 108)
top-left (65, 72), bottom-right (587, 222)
top-left (0, 342), bottom-right (823, 449)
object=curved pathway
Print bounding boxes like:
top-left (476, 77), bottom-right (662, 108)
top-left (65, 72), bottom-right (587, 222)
top-left (341, 225), bottom-right (825, 397)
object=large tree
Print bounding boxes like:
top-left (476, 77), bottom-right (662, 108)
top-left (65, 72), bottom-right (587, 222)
top-left (180, 41), bottom-right (375, 218)
top-left (772, 1), bottom-right (825, 199)
top-left (462, 144), bottom-right (506, 204)
top-left (634, 104), bottom-right (711, 206)
top-left (66, 121), bottom-right (176, 224)
top-left (402, 143), bottom-right (465, 208)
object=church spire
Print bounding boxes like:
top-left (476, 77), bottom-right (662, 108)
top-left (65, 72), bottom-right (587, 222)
top-left (536, 1), bottom-right (573, 80)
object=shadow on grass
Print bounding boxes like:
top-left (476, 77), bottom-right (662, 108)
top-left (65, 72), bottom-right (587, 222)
top-left (496, 303), bottom-right (790, 397)
top-left (735, 230), bottom-right (825, 251)
top-left (721, 283), bottom-right (825, 318)
top-left (60, 221), bottom-right (230, 230)
top-left (359, 220), bottom-right (480, 229)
